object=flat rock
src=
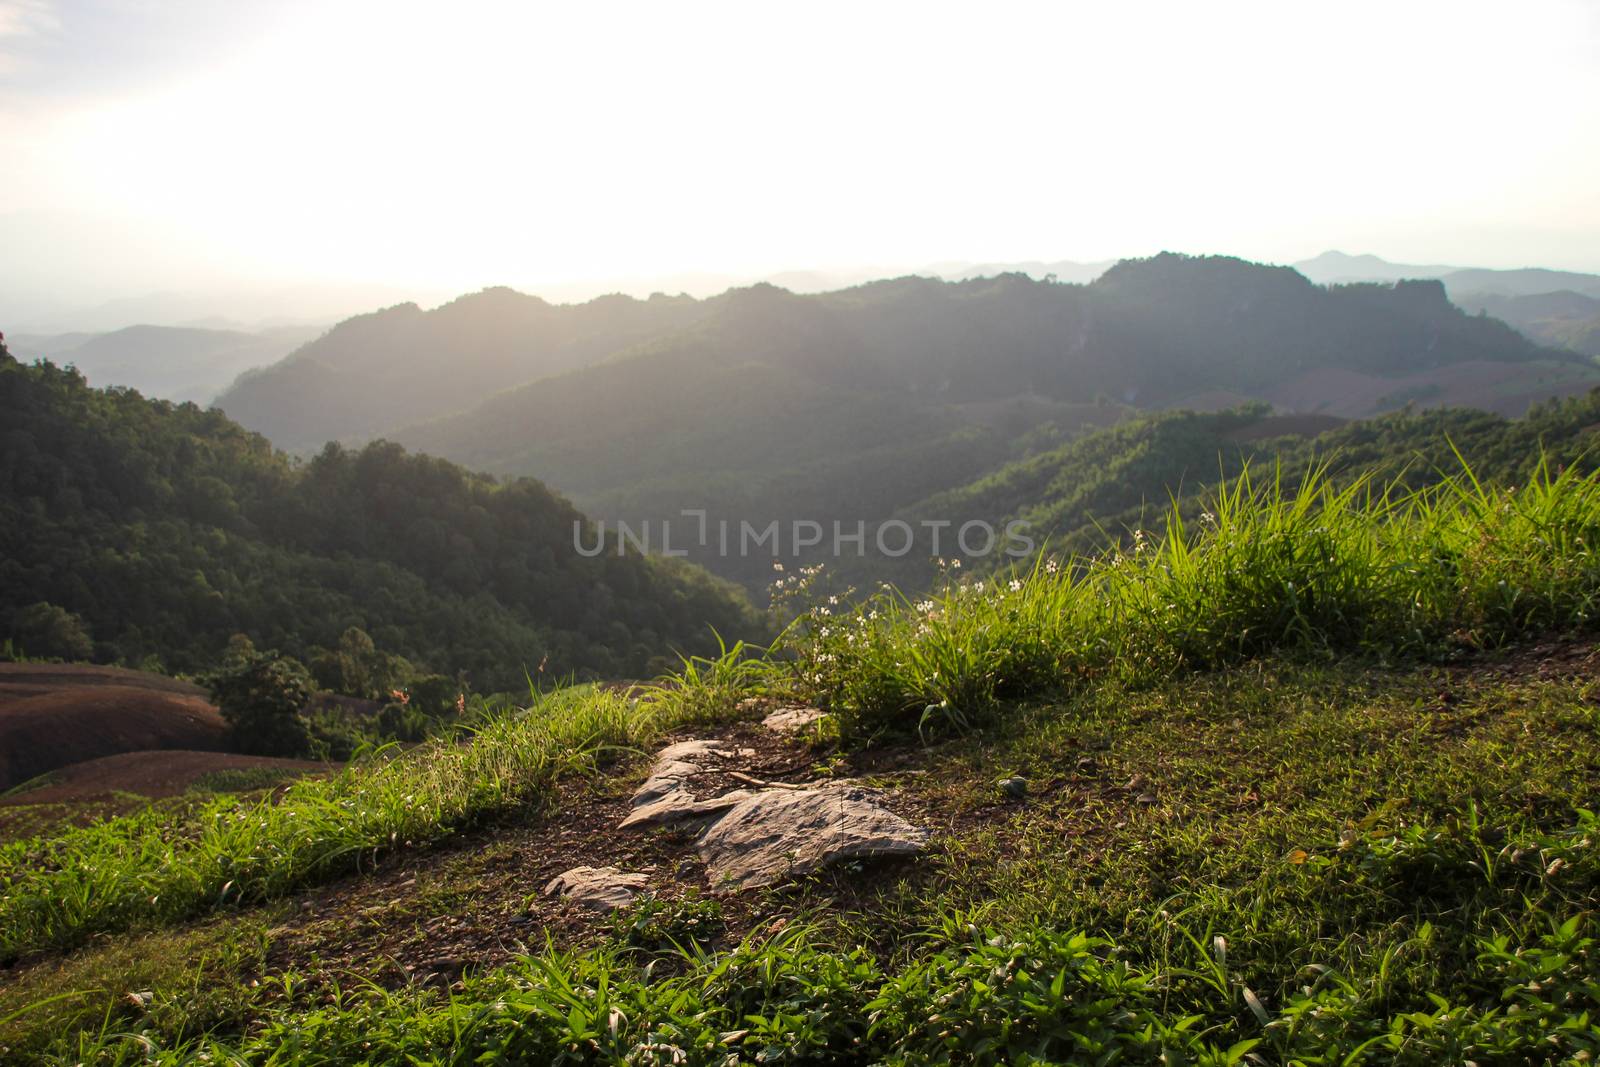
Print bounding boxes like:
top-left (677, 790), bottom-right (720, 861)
top-left (630, 740), bottom-right (732, 806)
top-left (543, 865), bottom-right (649, 911)
top-left (762, 706), bottom-right (827, 733)
top-left (695, 783), bottom-right (928, 889)
top-left (620, 786), bottom-right (760, 829)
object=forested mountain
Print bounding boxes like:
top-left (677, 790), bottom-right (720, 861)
top-left (215, 287), bottom-right (714, 449)
top-left (0, 343), bottom-right (757, 689)
top-left (376, 255), bottom-right (1576, 591)
top-left (223, 254), bottom-right (1574, 462)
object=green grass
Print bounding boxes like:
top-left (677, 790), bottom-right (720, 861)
top-left (777, 460), bottom-right (1600, 733)
top-left (6, 660), bottom-right (1600, 1063)
top-left (0, 686), bottom-right (663, 961)
top-left (185, 766), bottom-right (310, 794)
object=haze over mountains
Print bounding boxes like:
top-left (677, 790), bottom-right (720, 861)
top-left (1288, 252), bottom-right (1600, 359)
top-left (12, 248), bottom-right (1600, 594)
top-left (6, 324), bottom-right (322, 404)
top-left (195, 251), bottom-right (1599, 593)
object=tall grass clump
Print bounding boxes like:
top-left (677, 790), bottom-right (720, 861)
top-left (780, 460), bottom-right (1600, 732)
top-left (0, 686), bottom-right (656, 960)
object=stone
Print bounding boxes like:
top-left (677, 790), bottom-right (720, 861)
top-left (620, 787), bottom-right (760, 829)
top-left (761, 705), bottom-right (827, 733)
top-left (630, 740), bottom-right (731, 806)
top-left (695, 783), bottom-right (928, 889)
top-left (997, 775), bottom-right (1028, 799)
top-left (543, 865), bottom-right (649, 911)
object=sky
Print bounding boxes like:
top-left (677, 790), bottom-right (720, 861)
top-left (3, 0), bottom-right (1599, 330)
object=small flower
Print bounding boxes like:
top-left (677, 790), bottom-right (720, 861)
top-left (1009, 579), bottom-right (1022, 592)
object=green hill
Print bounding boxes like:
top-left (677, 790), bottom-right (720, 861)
top-left (902, 395), bottom-right (1600, 565)
top-left (0, 344), bottom-right (757, 689)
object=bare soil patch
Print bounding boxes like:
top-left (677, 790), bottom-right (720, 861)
top-left (0, 750), bottom-right (326, 807)
top-left (0, 685), bottom-right (226, 792)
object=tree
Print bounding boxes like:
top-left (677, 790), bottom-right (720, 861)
top-left (208, 648), bottom-right (314, 757)
top-left (10, 602), bottom-right (94, 661)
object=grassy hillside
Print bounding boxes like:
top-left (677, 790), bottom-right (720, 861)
top-left (0, 346), bottom-right (757, 688)
top-left (2, 464), bottom-right (1599, 1062)
top-left (904, 393), bottom-right (1600, 567)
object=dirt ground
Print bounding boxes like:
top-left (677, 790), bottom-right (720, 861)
top-left (0, 749), bottom-right (327, 808)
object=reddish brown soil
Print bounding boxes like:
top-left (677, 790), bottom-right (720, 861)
top-left (0, 750), bottom-right (326, 807)
top-left (0, 680), bottom-right (226, 791)
top-left (0, 662), bottom-right (207, 706)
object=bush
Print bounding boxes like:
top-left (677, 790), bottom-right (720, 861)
top-left (208, 649), bottom-right (315, 757)
top-left (8, 602), bottom-right (93, 662)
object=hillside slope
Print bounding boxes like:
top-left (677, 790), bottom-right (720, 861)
top-left (903, 395), bottom-right (1600, 565)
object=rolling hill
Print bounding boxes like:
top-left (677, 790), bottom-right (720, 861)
top-left (900, 394), bottom-right (1600, 571)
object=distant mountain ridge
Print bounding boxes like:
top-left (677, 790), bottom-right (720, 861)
top-left (202, 251), bottom-right (1597, 594)
top-left (216, 287), bottom-right (713, 448)
top-left (8, 324), bottom-right (319, 404)
top-left (1453, 290), bottom-right (1600, 358)
top-left (1293, 250), bottom-right (1600, 301)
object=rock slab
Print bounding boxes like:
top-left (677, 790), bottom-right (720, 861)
top-left (761, 706), bottom-right (827, 734)
top-left (621, 739), bottom-right (755, 829)
top-left (543, 865), bottom-right (649, 911)
top-left (695, 783), bottom-right (928, 889)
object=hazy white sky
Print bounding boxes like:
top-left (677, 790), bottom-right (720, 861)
top-left (3, 0), bottom-right (1599, 325)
